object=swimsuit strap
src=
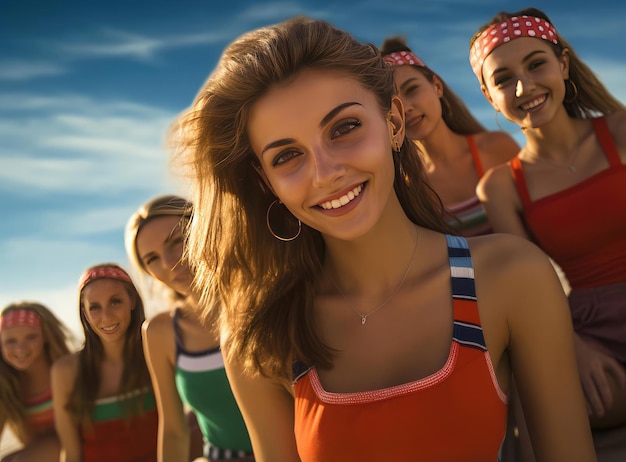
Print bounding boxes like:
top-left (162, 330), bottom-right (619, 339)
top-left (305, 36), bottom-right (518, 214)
top-left (466, 135), bottom-right (484, 177)
top-left (446, 234), bottom-right (487, 351)
top-left (591, 116), bottom-right (622, 168)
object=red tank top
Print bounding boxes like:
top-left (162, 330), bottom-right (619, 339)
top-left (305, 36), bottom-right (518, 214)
top-left (293, 235), bottom-right (507, 461)
top-left (510, 117), bottom-right (626, 289)
top-left (82, 390), bottom-right (158, 462)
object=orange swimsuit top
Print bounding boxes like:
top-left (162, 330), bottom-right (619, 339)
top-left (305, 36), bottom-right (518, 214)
top-left (293, 235), bottom-right (507, 461)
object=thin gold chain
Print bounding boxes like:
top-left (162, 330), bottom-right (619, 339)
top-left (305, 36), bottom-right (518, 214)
top-left (330, 229), bottom-right (419, 326)
top-left (523, 145), bottom-right (582, 173)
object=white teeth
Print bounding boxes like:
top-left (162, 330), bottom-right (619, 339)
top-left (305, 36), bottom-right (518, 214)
top-left (521, 95), bottom-right (546, 110)
top-left (320, 184), bottom-right (362, 210)
top-left (101, 325), bottom-right (117, 332)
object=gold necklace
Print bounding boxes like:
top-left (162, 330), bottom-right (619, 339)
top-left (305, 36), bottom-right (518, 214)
top-left (330, 229), bottom-right (418, 325)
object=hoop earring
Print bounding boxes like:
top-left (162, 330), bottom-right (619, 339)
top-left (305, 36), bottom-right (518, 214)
top-left (266, 199), bottom-right (301, 242)
top-left (564, 79), bottom-right (578, 103)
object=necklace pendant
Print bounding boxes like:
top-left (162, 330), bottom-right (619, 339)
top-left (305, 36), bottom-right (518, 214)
top-left (361, 315), bottom-right (367, 325)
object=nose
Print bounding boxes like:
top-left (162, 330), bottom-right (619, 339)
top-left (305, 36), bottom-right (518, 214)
top-left (162, 247), bottom-right (182, 272)
top-left (311, 145), bottom-right (345, 188)
top-left (101, 306), bottom-right (116, 322)
top-left (515, 77), bottom-right (534, 98)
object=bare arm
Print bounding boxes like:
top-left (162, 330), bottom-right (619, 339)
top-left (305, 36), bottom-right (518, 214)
top-left (477, 164), bottom-right (531, 239)
top-left (478, 235), bottom-right (596, 461)
top-left (51, 354), bottom-right (82, 462)
top-left (223, 347), bottom-right (299, 462)
top-left (142, 314), bottom-right (190, 462)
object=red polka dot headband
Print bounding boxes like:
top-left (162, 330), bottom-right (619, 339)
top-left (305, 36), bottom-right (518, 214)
top-left (78, 265), bottom-right (133, 292)
top-left (0, 309), bottom-right (42, 330)
top-left (470, 15), bottom-right (558, 82)
top-left (383, 50), bottom-right (425, 68)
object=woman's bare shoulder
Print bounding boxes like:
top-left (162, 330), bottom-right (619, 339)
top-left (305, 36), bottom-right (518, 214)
top-left (51, 352), bottom-right (79, 378)
top-left (474, 130), bottom-right (520, 168)
top-left (469, 233), bottom-right (558, 291)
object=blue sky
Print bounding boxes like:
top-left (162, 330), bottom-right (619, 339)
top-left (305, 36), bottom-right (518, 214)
top-left (1, 0), bottom-right (625, 336)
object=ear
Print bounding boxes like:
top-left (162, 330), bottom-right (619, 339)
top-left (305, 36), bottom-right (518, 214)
top-left (432, 74), bottom-right (444, 98)
top-left (387, 95), bottom-right (406, 149)
top-left (480, 84), bottom-right (494, 105)
top-left (560, 48), bottom-right (571, 80)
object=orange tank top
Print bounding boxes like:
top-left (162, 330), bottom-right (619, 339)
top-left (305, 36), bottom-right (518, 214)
top-left (293, 235), bottom-right (507, 461)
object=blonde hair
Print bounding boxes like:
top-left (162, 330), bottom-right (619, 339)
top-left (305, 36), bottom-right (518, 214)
top-left (381, 36), bottom-right (485, 135)
top-left (0, 302), bottom-right (73, 444)
top-left (470, 7), bottom-right (624, 119)
top-left (170, 16), bottom-right (451, 380)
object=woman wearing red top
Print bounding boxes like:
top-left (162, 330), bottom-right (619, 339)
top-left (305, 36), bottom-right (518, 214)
top-left (52, 264), bottom-right (158, 462)
top-left (0, 302), bottom-right (73, 462)
top-left (380, 36), bottom-right (519, 237)
top-left (171, 16), bottom-right (595, 461)
top-left (472, 7), bottom-right (626, 433)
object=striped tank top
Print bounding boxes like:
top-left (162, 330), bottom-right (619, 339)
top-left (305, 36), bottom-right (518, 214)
top-left (25, 386), bottom-right (54, 435)
top-left (293, 235), bottom-right (507, 461)
top-left (82, 388), bottom-right (158, 462)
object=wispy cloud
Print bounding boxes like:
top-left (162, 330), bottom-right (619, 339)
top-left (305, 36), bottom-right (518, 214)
top-left (0, 60), bottom-right (67, 80)
top-left (53, 28), bottom-right (229, 61)
top-left (0, 93), bottom-right (179, 194)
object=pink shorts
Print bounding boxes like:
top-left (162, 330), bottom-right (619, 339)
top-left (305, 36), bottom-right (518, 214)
top-left (569, 281), bottom-right (626, 365)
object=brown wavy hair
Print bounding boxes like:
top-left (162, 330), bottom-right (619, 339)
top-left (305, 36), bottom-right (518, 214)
top-left (170, 16), bottom-right (451, 381)
top-left (470, 7), bottom-right (624, 119)
top-left (0, 302), bottom-right (73, 444)
top-left (65, 263), bottom-right (152, 426)
top-left (381, 36), bottom-right (485, 135)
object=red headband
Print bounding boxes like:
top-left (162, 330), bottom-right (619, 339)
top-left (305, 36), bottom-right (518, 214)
top-left (470, 15), bottom-right (558, 82)
top-left (384, 50), bottom-right (425, 68)
top-left (0, 309), bottom-right (42, 330)
top-left (79, 265), bottom-right (133, 292)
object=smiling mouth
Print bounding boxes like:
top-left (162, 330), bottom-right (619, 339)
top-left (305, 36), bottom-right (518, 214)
top-left (406, 115), bottom-right (424, 128)
top-left (319, 184), bottom-right (363, 210)
top-left (100, 324), bottom-right (119, 333)
top-left (520, 95), bottom-right (547, 111)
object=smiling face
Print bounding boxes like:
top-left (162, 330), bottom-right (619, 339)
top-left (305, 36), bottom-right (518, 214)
top-left (481, 37), bottom-right (569, 129)
top-left (392, 65), bottom-right (443, 140)
top-left (136, 215), bottom-right (192, 296)
top-left (81, 279), bottom-right (134, 344)
top-left (248, 68), bottom-right (404, 241)
top-left (1, 324), bottom-right (46, 371)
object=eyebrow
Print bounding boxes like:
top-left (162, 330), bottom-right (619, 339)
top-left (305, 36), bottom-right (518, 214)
top-left (490, 50), bottom-right (547, 78)
top-left (260, 101), bottom-right (362, 156)
top-left (399, 77), bottom-right (419, 92)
